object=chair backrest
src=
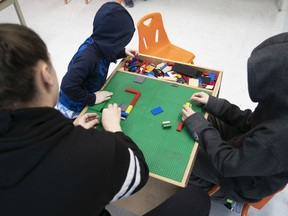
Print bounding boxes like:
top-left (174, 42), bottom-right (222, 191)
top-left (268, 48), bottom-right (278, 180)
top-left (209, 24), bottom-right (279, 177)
top-left (137, 12), bottom-right (171, 55)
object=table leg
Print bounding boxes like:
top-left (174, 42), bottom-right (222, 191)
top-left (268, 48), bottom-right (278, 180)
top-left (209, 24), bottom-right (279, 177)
top-left (13, 0), bottom-right (26, 26)
top-left (278, 0), bottom-right (284, 11)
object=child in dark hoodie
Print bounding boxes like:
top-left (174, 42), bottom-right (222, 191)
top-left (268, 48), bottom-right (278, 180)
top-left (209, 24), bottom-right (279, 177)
top-left (182, 33), bottom-right (288, 212)
top-left (56, 2), bottom-right (137, 119)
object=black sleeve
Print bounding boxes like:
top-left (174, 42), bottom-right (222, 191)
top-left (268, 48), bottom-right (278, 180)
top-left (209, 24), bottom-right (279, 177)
top-left (116, 48), bottom-right (127, 60)
top-left (108, 131), bottom-right (149, 202)
top-left (184, 113), bottom-right (281, 177)
top-left (204, 96), bottom-right (253, 132)
top-left (60, 54), bottom-right (97, 106)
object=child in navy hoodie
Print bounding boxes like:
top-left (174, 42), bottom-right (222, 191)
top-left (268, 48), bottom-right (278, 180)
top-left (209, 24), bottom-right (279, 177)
top-left (56, 2), bottom-right (137, 119)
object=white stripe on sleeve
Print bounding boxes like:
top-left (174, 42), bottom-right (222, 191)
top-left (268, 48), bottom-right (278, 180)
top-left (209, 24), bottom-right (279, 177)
top-left (111, 148), bottom-right (142, 202)
top-left (119, 156), bottom-right (141, 199)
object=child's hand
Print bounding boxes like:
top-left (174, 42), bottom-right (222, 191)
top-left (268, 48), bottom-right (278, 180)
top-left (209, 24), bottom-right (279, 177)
top-left (101, 103), bottom-right (122, 132)
top-left (76, 113), bottom-right (99, 129)
top-left (125, 48), bottom-right (139, 57)
top-left (190, 92), bottom-right (209, 105)
top-left (95, 91), bottom-right (113, 104)
top-left (182, 104), bottom-right (196, 121)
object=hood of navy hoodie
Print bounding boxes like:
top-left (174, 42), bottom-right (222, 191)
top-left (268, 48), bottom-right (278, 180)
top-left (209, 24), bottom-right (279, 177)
top-left (247, 33), bottom-right (288, 121)
top-left (91, 2), bottom-right (135, 59)
top-left (0, 108), bottom-right (73, 188)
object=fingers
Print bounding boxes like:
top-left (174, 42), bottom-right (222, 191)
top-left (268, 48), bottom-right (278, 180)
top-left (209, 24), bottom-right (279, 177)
top-left (101, 103), bottom-right (122, 132)
top-left (84, 118), bottom-right (99, 129)
top-left (181, 104), bottom-right (195, 121)
top-left (106, 103), bottom-right (119, 110)
top-left (190, 92), bottom-right (202, 101)
top-left (125, 48), bottom-right (139, 58)
top-left (101, 91), bottom-right (113, 99)
top-left (95, 91), bottom-right (113, 104)
top-left (182, 104), bottom-right (190, 116)
top-left (83, 113), bottom-right (99, 118)
top-left (133, 50), bottom-right (139, 56)
top-left (127, 50), bottom-right (135, 57)
top-left (77, 113), bottom-right (99, 129)
top-left (190, 92), bottom-right (209, 105)
top-left (103, 103), bottom-right (121, 118)
top-left (83, 113), bottom-right (99, 122)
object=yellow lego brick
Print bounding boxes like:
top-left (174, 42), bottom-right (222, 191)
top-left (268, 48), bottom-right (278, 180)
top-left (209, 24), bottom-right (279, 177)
top-left (126, 105), bottom-right (133, 114)
top-left (146, 65), bottom-right (155, 72)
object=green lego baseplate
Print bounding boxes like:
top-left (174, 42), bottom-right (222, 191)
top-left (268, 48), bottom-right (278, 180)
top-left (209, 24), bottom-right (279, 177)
top-left (86, 71), bottom-right (211, 184)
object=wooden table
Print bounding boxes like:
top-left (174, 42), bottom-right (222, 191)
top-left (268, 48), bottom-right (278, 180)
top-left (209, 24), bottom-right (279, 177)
top-left (75, 54), bottom-right (223, 215)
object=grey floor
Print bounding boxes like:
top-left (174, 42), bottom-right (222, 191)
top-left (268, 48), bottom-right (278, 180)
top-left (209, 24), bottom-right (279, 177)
top-left (1, 0), bottom-right (288, 215)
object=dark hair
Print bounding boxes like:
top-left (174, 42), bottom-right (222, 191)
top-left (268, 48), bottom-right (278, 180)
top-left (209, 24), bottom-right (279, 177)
top-left (0, 23), bottom-right (50, 108)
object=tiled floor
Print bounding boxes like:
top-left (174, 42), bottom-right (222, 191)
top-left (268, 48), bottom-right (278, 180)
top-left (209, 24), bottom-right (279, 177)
top-left (1, 0), bottom-right (288, 215)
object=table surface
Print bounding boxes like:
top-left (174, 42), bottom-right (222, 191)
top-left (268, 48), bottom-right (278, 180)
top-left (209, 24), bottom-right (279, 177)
top-left (84, 70), bottom-right (211, 186)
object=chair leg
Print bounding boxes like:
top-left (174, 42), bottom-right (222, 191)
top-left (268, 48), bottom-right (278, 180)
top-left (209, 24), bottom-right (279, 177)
top-left (208, 185), bottom-right (220, 196)
top-left (241, 204), bottom-right (250, 216)
top-left (13, 0), bottom-right (26, 26)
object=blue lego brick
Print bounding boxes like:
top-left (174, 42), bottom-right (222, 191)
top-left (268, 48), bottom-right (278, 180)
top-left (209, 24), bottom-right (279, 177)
top-left (151, 106), bottom-right (163, 115)
top-left (209, 73), bottom-right (216, 81)
top-left (147, 72), bottom-right (155, 77)
top-left (121, 111), bottom-right (128, 118)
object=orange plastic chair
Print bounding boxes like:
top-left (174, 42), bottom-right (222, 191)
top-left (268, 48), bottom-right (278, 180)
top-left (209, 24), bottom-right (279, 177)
top-left (137, 12), bottom-right (195, 64)
top-left (208, 184), bottom-right (286, 216)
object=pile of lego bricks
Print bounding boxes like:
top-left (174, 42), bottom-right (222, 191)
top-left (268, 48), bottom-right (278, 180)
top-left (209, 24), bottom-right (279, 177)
top-left (122, 57), bottom-right (218, 90)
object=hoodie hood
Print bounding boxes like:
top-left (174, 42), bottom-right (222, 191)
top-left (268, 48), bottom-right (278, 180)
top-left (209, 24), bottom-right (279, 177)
top-left (247, 33), bottom-right (288, 115)
top-left (0, 108), bottom-right (73, 188)
top-left (91, 2), bottom-right (135, 58)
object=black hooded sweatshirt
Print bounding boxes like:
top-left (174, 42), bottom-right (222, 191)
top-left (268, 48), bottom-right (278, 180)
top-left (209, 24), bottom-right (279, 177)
top-left (184, 33), bottom-right (288, 202)
top-left (0, 108), bottom-right (149, 216)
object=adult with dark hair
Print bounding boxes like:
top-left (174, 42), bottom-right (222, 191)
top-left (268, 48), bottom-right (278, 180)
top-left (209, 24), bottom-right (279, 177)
top-left (0, 23), bottom-right (212, 216)
top-left (0, 23), bottom-right (149, 216)
top-left (182, 33), bottom-right (288, 212)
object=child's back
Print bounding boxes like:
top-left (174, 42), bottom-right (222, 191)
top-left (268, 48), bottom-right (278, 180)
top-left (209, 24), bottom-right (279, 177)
top-left (56, 2), bottom-right (135, 119)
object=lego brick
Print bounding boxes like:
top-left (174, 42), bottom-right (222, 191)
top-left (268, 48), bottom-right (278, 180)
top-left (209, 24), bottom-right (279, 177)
top-left (125, 88), bottom-right (141, 106)
top-left (195, 71), bottom-right (203, 78)
top-left (134, 76), bottom-right (146, 84)
top-left (126, 105), bottom-right (133, 114)
top-left (153, 68), bottom-right (162, 77)
top-left (162, 66), bottom-right (172, 73)
top-left (176, 121), bottom-right (184, 132)
top-left (162, 124), bottom-right (171, 128)
top-left (172, 63), bottom-right (198, 78)
top-left (201, 76), bottom-right (211, 84)
top-left (162, 121), bottom-right (171, 128)
top-left (119, 104), bottom-right (129, 112)
top-left (185, 102), bottom-right (191, 107)
top-left (121, 111), bottom-right (128, 118)
top-left (205, 85), bottom-right (214, 90)
top-left (151, 106), bottom-right (163, 115)
top-left (162, 121), bottom-right (171, 125)
top-left (188, 78), bottom-right (199, 87)
top-left (209, 73), bottom-right (216, 81)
